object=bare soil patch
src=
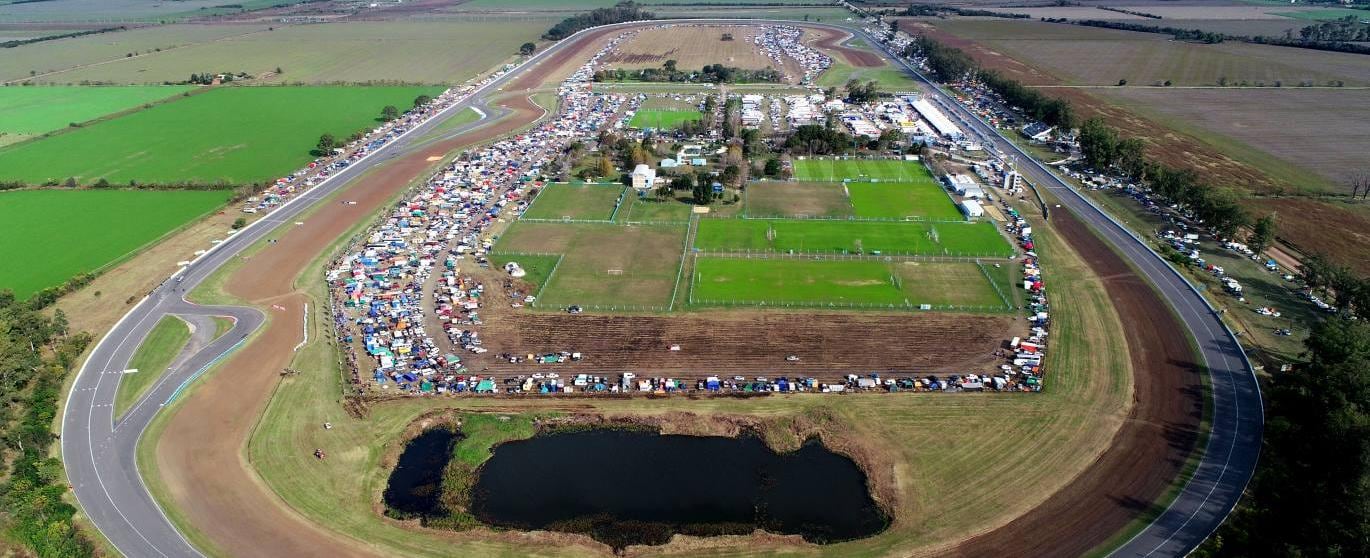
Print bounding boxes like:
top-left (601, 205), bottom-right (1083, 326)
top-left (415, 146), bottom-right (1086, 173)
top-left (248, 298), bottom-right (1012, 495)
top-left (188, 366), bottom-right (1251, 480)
top-left (602, 25), bottom-right (775, 72)
top-left (1245, 197), bottom-right (1370, 276)
top-left (810, 27), bottom-right (883, 68)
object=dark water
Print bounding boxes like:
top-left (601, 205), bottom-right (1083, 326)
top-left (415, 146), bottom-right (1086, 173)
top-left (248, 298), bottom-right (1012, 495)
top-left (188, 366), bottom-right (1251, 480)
top-left (383, 427), bottom-right (458, 516)
top-left (467, 429), bottom-right (888, 548)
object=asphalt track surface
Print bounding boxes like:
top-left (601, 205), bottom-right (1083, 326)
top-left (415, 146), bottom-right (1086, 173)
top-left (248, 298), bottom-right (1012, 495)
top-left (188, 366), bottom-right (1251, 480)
top-left (60, 19), bottom-right (1260, 558)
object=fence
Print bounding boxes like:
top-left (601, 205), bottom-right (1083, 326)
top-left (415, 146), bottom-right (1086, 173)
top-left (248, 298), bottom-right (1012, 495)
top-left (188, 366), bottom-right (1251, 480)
top-left (667, 216), bottom-right (698, 311)
top-left (693, 247), bottom-right (1014, 260)
top-left (975, 261), bottom-right (1016, 310)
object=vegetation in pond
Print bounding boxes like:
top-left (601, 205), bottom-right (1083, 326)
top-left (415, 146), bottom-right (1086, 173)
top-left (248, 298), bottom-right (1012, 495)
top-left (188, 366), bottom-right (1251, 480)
top-left (382, 427), bottom-right (457, 518)
top-left (467, 429), bottom-right (889, 549)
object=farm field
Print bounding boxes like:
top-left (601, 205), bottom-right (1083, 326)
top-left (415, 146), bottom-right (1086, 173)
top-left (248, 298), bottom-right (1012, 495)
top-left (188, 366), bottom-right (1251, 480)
top-left (522, 183), bottom-right (626, 221)
top-left (493, 222), bottom-right (687, 309)
top-left (601, 24), bottom-right (777, 72)
top-left (817, 61), bottom-right (920, 89)
top-left (694, 219), bottom-right (1012, 257)
top-left (0, 24), bottom-right (270, 83)
top-left (0, 0), bottom-right (300, 22)
top-left (847, 181), bottom-right (961, 220)
top-left (0, 189), bottom-right (230, 299)
top-left (49, 20), bottom-right (547, 85)
top-left (0, 85), bottom-right (441, 185)
top-left (923, 19), bottom-right (1370, 86)
top-left (1095, 87), bottom-right (1370, 187)
top-left (746, 181), bottom-right (854, 218)
top-left (691, 257), bottom-right (1007, 310)
top-left (114, 315), bottom-right (191, 419)
top-left (0, 85), bottom-right (190, 146)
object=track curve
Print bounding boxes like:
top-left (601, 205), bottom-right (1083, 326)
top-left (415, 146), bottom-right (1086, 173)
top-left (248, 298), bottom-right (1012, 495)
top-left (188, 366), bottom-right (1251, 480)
top-left (60, 18), bottom-right (1260, 558)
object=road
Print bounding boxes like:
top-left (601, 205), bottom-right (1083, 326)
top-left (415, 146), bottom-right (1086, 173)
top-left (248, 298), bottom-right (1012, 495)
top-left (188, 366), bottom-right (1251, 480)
top-left (60, 18), bottom-right (1261, 558)
top-left (850, 28), bottom-right (1263, 556)
top-left (58, 25), bottom-right (590, 558)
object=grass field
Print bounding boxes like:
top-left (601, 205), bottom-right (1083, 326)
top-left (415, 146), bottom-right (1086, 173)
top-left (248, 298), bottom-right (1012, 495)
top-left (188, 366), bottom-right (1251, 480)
top-left (494, 222), bottom-right (687, 308)
top-left (49, 21), bottom-right (546, 85)
top-left (847, 181), bottom-right (962, 220)
top-left (792, 158), bottom-right (932, 182)
top-left (0, 0), bottom-right (300, 22)
top-left (691, 257), bottom-right (1006, 309)
top-left (746, 181), bottom-right (854, 218)
top-left (628, 109), bottom-right (701, 130)
top-left (114, 316), bottom-right (191, 419)
top-left (0, 189), bottom-right (229, 298)
top-left (694, 219), bottom-right (1012, 257)
top-left (817, 62), bottom-right (920, 90)
top-left (488, 253), bottom-right (562, 292)
top-left (521, 183), bottom-right (626, 221)
top-left (0, 86), bottom-right (440, 185)
top-left (0, 85), bottom-right (190, 147)
top-left (221, 195), bottom-right (1135, 558)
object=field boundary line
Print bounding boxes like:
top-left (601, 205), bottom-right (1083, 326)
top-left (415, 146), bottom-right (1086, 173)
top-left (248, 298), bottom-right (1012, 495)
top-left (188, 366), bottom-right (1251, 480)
top-left (694, 248), bottom-right (1013, 261)
top-left (529, 254), bottom-right (565, 309)
top-left (976, 261), bottom-right (1015, 311)
top-left (607, 186), bottom-right (630, 222)
top-left (668, 215), bottom-right (698, 311)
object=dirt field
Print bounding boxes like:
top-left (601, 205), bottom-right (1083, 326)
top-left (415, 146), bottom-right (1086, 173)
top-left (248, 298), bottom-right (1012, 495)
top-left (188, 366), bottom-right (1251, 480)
top-left (746, 181), bottom-right (853, 218)
top-left (1245, 198), bottom-right (1370, 276)
top-left (1096, 87), bottom-right (1370, 187)
top-left (601, 25), bottom-right (776, 71)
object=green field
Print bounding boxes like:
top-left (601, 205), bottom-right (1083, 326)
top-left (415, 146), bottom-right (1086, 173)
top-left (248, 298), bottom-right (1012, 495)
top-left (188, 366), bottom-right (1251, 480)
top-left (745, 181), bottom-right (854, 218)
top-left (48, 21), bottom-right (546, 85)
top-left (629, 109), bottom-right (701, 130)
top-left (0, 86), bottom-right (441, 185)
top-left (0, 189), bottom-right (230, 298)
top-left (494, 222), bottom-right (687, 309)
top-left (521, 183), bottom-right (626, 221)
top-left (792, 158), bottom-right (934, 182)
top-left (817, 62), bottom-right (920, 89)
top-left (0, 24), bottom-right (270, 83)
top-left (0, 0), bottom-right (314, 22)
top-left (0, 85), bottom-right (191, 146)
top-left (846, 181), bottom-right (962, 220)
top-left (694, 219), bottom-right (1012, 257)
top-left (115, 316), bottom-right (192, 419)
top-left (691, 257), bottom-right (1006, 309)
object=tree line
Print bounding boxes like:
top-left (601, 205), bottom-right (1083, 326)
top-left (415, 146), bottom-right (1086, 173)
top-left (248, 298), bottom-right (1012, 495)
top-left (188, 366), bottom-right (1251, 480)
top-left (1046, 17), bottom-right (1370, 55)
top-left (902, 4), bottom-right (1030, 19)
top-left (593, 60), bottom-right (781, 84)
top-left (1, 26), bottom-right (124, 49)
top-left (0, 290), bottom-right (95, 558)
top-left (1077, 117), bottom-right (1249, 238)
top-left (542, 1), bottom-right (654, 41)
top-left (905, 36), bottom-right (1074, 128)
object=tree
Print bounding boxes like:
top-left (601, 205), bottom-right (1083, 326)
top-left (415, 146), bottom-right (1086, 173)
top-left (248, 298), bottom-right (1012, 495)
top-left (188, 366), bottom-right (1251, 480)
top-left (692, 180), bottom-right (714, 205)
top-left (654, 184), bottom-right (672, 202)
top-left (670, 173), bottom-right (694, 192)
top-left (1248, 214), bottom-right (1277, 254)
top-left (316, 133), bottom-right (336, 154)
top-left (663, 59), bottom-right (677, 73)
top-left (381, 105), bottom-right (400, 122)
top-left (596, 156), bottom-right (615, 178)
top-left (232, 217), bottom-right (247, 229)
top-left (763, 158), bottom-right (781, 177)
top-left (1078, 117), bottom-right (1119, 169)
top-left (520, 42), bottom-right (536, 56)
top-left (413, 94), bottom-right (432, 108)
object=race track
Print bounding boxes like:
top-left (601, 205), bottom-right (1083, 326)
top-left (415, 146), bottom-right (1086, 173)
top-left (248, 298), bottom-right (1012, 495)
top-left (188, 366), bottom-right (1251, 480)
top-left (61, 18), bottom-right (1260, 558)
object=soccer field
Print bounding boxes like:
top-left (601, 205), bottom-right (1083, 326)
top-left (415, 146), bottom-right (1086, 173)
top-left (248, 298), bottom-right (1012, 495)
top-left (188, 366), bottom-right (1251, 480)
top-left (846, 181), bottom-right (962, 220)
top-left (494, 222), bottom-right (687, 309)
top-left (0, 86), bottom-right (441, 185)
top-left (0, 189), bottom-right (230, 299)
top-left (628, 109), bottom-right (701, 130)
top-left (792, 158), bottom-right (933, 182)
top-left (0, 85), bottom-right (191, 147)
top-left (521, 183), bottom-right (626, 221)
top-left (694, 219), bottom-right (1013, 257)
top-left (691, 257), bottom-right (1008, 310)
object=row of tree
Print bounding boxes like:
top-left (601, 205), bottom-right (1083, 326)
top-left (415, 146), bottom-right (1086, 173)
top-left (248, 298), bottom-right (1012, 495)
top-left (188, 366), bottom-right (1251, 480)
top-left (905, 36), bottom-right (1074, 128)
top-left (1050, 17), bottom-right (1370, 55)
top-left (592, 61), bottom-right (781, 84)
top-left (1077, 117), bottom-right (1250, 238)
top-left (0, 290), bottom-right (95, 558)
top-left (1, 26), bottom-right (124, 49)
top-left (542, 1), bottom-right (653, 41)
top-left (1297, 253), bottom-right (1370, 320)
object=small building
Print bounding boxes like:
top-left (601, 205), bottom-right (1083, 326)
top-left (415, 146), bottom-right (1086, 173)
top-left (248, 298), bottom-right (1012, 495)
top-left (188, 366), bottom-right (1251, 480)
top-left (960, 199), bottom-right (985, 219)
top-left (630, 164), bottom-right (656, 190)
top-left (660, 158), bottom-right (679, 168)
top-left (677, 144), bottom-right (704, 163)
top-left (1021, 122), bottom-right (1054, 142)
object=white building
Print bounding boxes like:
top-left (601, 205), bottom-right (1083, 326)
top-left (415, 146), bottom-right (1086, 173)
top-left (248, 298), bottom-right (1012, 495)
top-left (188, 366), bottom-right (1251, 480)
top-left (910, 97), bottom-right (964, 141)
top-left (960, 199), bottom-right (985, 219)
top-left (631, 164), bottom-right (656, 191)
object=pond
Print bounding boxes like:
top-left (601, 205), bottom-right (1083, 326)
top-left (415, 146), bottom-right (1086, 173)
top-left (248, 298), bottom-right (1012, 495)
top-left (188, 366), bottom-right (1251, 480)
top-left (467, 429), bottom-right (888, 548)
top-left (383, 427), bottom-right (458, 517)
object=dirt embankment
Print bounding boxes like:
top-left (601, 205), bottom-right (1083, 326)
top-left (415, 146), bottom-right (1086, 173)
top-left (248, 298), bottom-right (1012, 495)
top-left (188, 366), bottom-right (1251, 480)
top-left (947, 203), bottom-right (1204, 557)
